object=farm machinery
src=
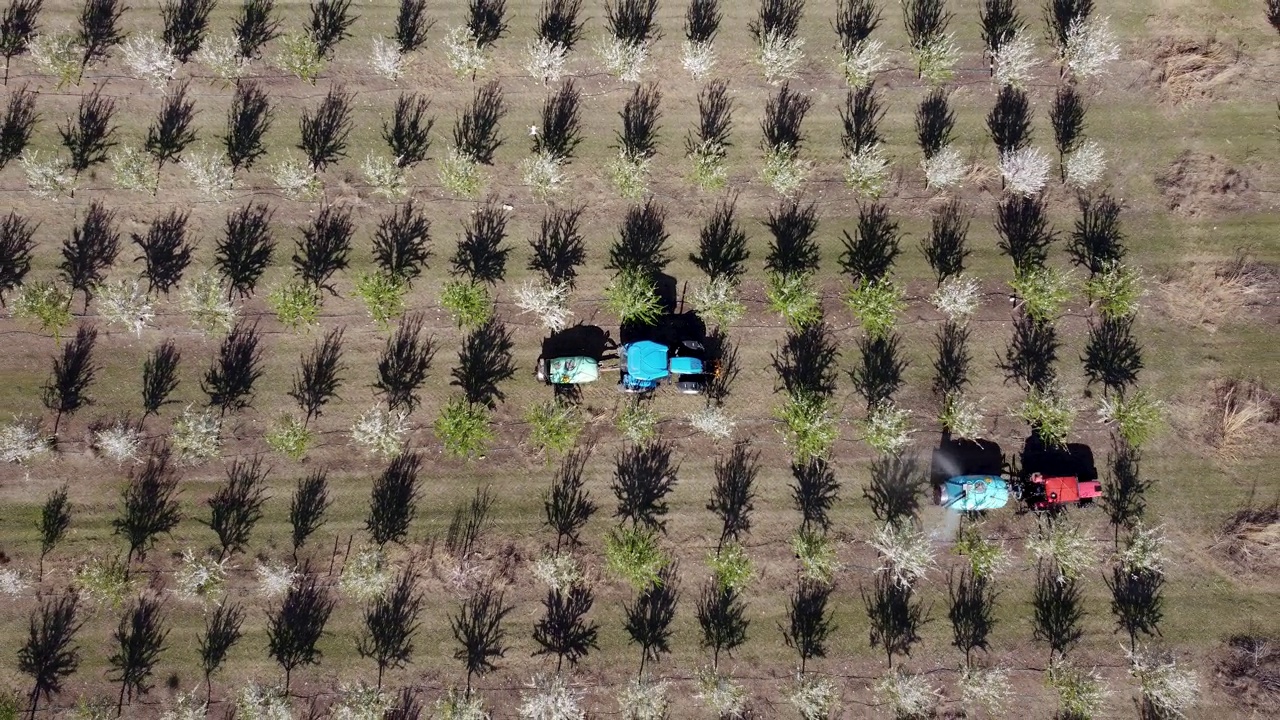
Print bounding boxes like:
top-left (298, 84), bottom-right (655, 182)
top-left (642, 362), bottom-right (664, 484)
top-left (618, 338), bottom-right (716, 395)
top-left (931, 435), bottom-right (1103, 514)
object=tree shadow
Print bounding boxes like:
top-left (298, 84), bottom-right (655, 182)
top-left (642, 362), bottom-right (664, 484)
top-left (929, 434), bottom-right (1004, 490)
top-left (541, 324), bottom-right (617, 361)
top-left (451, 319), bottom-right (515, 409)
top-left (771, 321), bottom-right (839, 399)
top-left (864, 452), bottom-right (927, 526)
top-left (1019, 435), bottom-right (1097, 482)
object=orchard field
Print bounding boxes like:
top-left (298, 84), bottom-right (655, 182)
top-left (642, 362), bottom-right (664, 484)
top-left (0, 0), bottom-right (1277, 718)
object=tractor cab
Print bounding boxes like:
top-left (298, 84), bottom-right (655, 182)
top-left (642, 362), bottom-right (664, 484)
top-left (1021, 473), bottom-right (1103, 511)
top-left (619, 339), bottom-right (715, 395)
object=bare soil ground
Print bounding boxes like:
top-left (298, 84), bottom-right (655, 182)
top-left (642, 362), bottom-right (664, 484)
top-left (0, 1), bottom-right (1277, 719)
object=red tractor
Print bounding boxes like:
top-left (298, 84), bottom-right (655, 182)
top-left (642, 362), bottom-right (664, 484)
top-left (930, 434), bottom-right (1103, 514)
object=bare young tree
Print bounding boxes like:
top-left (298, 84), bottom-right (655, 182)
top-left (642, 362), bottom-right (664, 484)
top-left (0, 212), bottom-right (36, 290)
top-left (450, 579), bottom-right (512, 692)
top-left (948, 567), bottom-right (997, 666)
top-left (792, 457), bottom-right (839, 532)
top-left (394, 0), bottom-right (433, 53)
top-left (915, 88), bottom-right (955, 160)
top-left (1032, 563), bottom-right (1085, 662)
top-left (689, 197), bottom-right (749, 284)
top-left (144, 82), bottom-right (197, 174)
top-left (932, 321), bottom-right (971, 399)
top-left (233, 0), bottom-right (279, 58)
top-left (358, 564), bottom-right (424, 688)
top-left (224, 80), bottom-right (273, 171)
top-left (133, 210), bottom-right (193, 294)
top-left (606, 198), bottom-right (670, 278)
top-left (109, 596), bottom-right (168, 714)
top-left (864, 452), bottom-right (926, 527)
top-left (532, 584), bottom-right (599, 671)
top-left (141, 339), bottom-right (180, 418)
top-left (544, 447), bottom-right (595, 550)
top-left (696, 583), bottom-right (747, 670)
top-left (60, 87), bottom-right (116, 175)
top-left (921, 198), bottom-right (970, 284)
top-left (76, 0), bottom-right (126, 70)
top-left (202, 319), bottom-right (264, 414)
top-left (161, 0), bottom-right (215, 61)
top-left (198, 601), bottom-right (244, 699)
top-left (0, 87), bottom-right (38, 166)
top-left (17, 592), bottom-right (83, 720)
top-left (292, 204), bottom-right (354, 294)
top-left (113, 442), bottom-right (182, 568)
top-left (764, 199), bottom-right (820, 276)
top-left (382, 92), bottom-right (433, 168)
top-left (205, 455), bottom-right (269, 560)
top-left (42, 324), bottom-right (98, 435)
top-left (538, 0), bottom-right (585, 49)
top-left (1082, 314), bottom-right (1142, 395)
top-left (373, 202), bottom-right (432, 282)
top-left (216, 202), bottom-right (275, 298)
top-left (784, 579), bottom-right (834, 674)
top-left (840, 201), bottom-right (901, 283)
top-left (298, 84), bottom-right (353, 171)
top-left (612, 441), bottom-right (679, 533)
top-left (266, 565), bottom-right (336, 693)
top-left (467, 0), bottom-right (508, 48)
top-left (624, 563), bottom-right (679, 676)
top-left (290, 327), bottom-right (345, 425)
top-left (534, 80), bottom-right (583, 163)
top-left (37, 485), bottom-right (71, 581)
top-left (0, 0), bottom-right (43, 85)
top-left (308, 0), bottom-right (356, 58)
top-left (289, 470), bottom-right (331, 561)
top-left (450, 318), bottom-right (515, 409)
top-left (528, 204), bottom-right (585, 288)
top-left (366, 450), bottom-right (423, 547)
top-left (60, 200), bottom-right (120, 310)
top-left (451, 197), bottom-right (511, 285)
top-left (453, 80), bottom-right (506, 165)
top-left (1001, 312), bottom-right (1059, 392)
top-left (374, 313), bottom-right (435, 413)
top-left (862, 572), bottom-right (927, 668)
top-left (707, 441), bottom-right (758, 549)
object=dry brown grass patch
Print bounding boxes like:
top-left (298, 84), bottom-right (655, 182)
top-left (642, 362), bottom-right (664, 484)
top-left (1200, 378), bottom-right (1279, 461)
top-left (1144, 34), bottom-right (1243, 103)
top-left (1219, 500), bottom-right (1280, 567)
top-left (1154, 151), bottom-right (1253, 216)
top-left (1158, 250), bottom-right (1272, 331)
top-left (1219, 633), bottom-right (1280, 710)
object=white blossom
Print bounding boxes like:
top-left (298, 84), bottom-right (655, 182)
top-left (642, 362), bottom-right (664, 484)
top-left (331, 683), bottom-right (391, 720)
top-left (93, 278), bottom-right (154, 336)
top-left (755, 29), bottom-right (805, 83)
top-left (1064, 139), bottom-right (1106, 189)
top-left (173, 549), bottom-right (228, 603)
top-left (789, 676), bottom-right (838, 720)
top-left (254, 560), bottom-right (298, 599)
top-left (169, 404), bottom-right (222, 464)
top-left (877, 671), bottom-right (940, 718)
top-left (110, 146), bottom-right (158, 192)
top-left (992, 32), bottom-right (1039, 89)
top-left (514, 278), bottom-right (572, 331)
top-left (179, 270), bottom-right (236, 334)
top-left (519, 674), bottom-right (585, 720)
top-left (0, 568), bottom-right (30, 595)
top-left (236, 683), bottom-right (293, 720)
top-left (361, 153), bottom-right (407, 199)
top-left (20, 149), bottom-right (76, 199)
top-left (597, 36), bottom-right (648, 82)
top-left (181, 151), bottom-right (235, 202)
top-left (694, 669), bottom-right (748, 719)
top-left (92, 420), bottom-right (142, 463)
top-left (351, 405), bottom-right (409, 458)
top-left (195, 35), bottom-right (248, 79)
top-left (616, 678), bottom-right (669, 720)
top-left (121, 33), bottom-right (178, 88)
top-left (681, 39), bottom-right (716, 80)
top-left (999, 146), bottom-right (1051, 197)
top-left (1026, 522), bottom-right (1097, 581)
top-left (930, 274), bottom-right (982, 323)
top-left (531, 552), bottom-right (583, 591)
top-left (338, 547), bottom-right (393, 602)
top-left (0, 416), bottom-right (49, 464)
top-left (959, 666), bottom-right (1011, 716)
top-left (444, 26), bottom-right (487, 76)
top-left (870, 521), bottom-right (936, 587)
top-left (922, 145), bottom-right (966, 190)
top-left (520, 151), bottom-right (567, 199)
top-left (840, 38), bottom-right (887, 88)
top-left (1062, 16), bottom-right (1120, 80)
top-left (1128, 646), bottom-right (1199, 719)
top-left (845, 143), bottom-right (890, 197)
top-left (271, 155), bottom-right (321, 200)
top-left (526, 38), bottom-right (569, 84)
top-left (369, 37), bottom-right (406, 80)
top-left (688, 406), bottom-right (736, 440)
